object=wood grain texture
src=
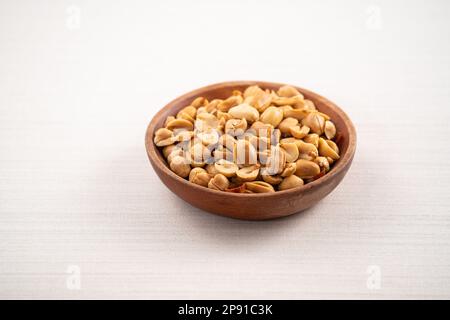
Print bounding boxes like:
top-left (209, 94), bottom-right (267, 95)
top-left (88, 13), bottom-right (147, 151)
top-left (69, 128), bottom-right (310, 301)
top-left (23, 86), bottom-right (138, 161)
top-left (1, 1), bottom-right (450, 299)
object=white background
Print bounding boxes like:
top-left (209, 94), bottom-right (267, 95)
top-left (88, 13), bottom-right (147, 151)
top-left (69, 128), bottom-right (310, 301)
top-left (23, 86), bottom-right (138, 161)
top-left (1, 0), bottom-right (450, 299)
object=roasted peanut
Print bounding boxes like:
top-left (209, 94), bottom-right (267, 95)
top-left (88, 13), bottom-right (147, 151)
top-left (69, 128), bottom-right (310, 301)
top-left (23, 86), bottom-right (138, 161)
top-left (278, 117), bottom-right (299, 135)
top-left (245, 181), bottom-right (275, 193)
top-left (214, 159), bottom-right (239, 177)
top-left (260, 106), bottom-right (283, 127)
top-left (277, 85), bottom-right (302, 98)
top-left (261, 174), bottom-right (283, 185)
top-left (167, 147), bottom-right (185, 163)
top-left (164, 116), bottom-right (176, 128)
top-left (318, 138), bottom-right (340, 160)
top-left (297, 140), bottom-right (319, 161)
top-left (234, 139), bottom-right (258, 165)
top-left (217, 95), bottom-right (243, 112)
top-left (190, 143), bottom-right (211, 167)
top-left (295, 159), bottom-right (321, 179)
top-left (225, 118), bottom-right (247, 136)
top-left (303, 133), bottom-right (320, 148)
top-left (228, 103), bottom-right (259, 123)
top-left (264, 146), bottom-right (286, 175)
top-left (154, 84), bottom-right (341, 192)
top-left (279, 175), bottom-right (304, 190)
top-left (283, 108), bottom-right (309, 121)
top-left (195, 113), bottom-right (219, 131)
top-left (290, 125), bottom-right (310, 139)
top-left (281, 162), bottom-right (297, 177)
top-left (243, 85), bottom-right (272, 112)
top-left (272, 95), bottom-right (303, 107)
top-left (280, 142), bottom-right (299, 163)
top-left (162, 144), bottom-right (177, 158)
top-left (314, 156), bottom-right (330, 172)
top-left (325, 121), bottom-right (336, 139)
top-left (206, 163), bottom-right (219, 175)
top-left (304, 99), bottom-right (316, 111)
top-left (208, 174), bottom-right (230, 191)
top-left (166, 118), bottom-right (194, 132)
top-left (197, 128), bottom-right (220, 145)
top-left (154, 128), bottom-right (176, 147)
top-left (301, 112), bottom-right (325, 135)
top-left (251, 121), bottom-right (273, 138)
top-left (177, 106), bottom-right (197, 123)
top-left (169, 155), bottom-right (191, 178)
top-left (189, 167), bottom-right (211, 187)
top-left (191, 97), bottom-right (208, 108)
top-left (236, 165), bottom-right (260, 182)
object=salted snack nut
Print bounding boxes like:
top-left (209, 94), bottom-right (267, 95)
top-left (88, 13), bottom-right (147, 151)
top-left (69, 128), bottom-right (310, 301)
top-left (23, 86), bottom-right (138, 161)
top-left (236, 165), bottom-right (260, 182)
top-left (154, 84), bottom-right (341, 193)
top-left (228, 103), bottom-right (259, 123)
top-left (243, 85), bottom-right (272, 112)
top-left (225, 118), bottom-right (247, 136)
top-left (213, 146), bottom-right (233, 162)
top-left (162, 144), bottom-right (176, 158)
top-left (277, 85), bottom-right (302, 98)
top-left (272, 95), bottom-right (303, 107)
top-left (154, 128), bottom-right (176, 147)
top-left (260, 106), bottom-right (283, 127)
top-left (206, 163), bottom-right (219, 175)
top-left (290, 125), bottom-right (310, 139)
top-left (281, 162), bottom-right (297, 177)
top-left (167, 147), bottom-right (184, 163)
top-left (303, 133), bottom-right (319, 148)
top-left (280, 142), bottom-right (299, 163)
top-left (279, 175), bottom-right (304, 191)
top-left (302, 112), bottom-right (325, 135)
top-left (214, 159), bottom-right (238, 177)
top-left (314, 156), bottom-right (330, 172)
top-left (189, 167), bottom-right (211, 187)
top-left (295, 159), bottom-right (321, 179)
top-left (318, 138), bottom-right (340, 160)
top-left (297, 140), bottom-right (319, 161)
top-left (234, 139), bottom-right (257, 165)
top-left (175, 131), bottom-right (194, 143)
top-left (208, 174), bottom-right (230, 191)
top-left (278, 117), bottom-right (298, 135)
top-left (217, 95), bottom-right (243, 112)
top-left (245, 181), bottom-right (275, 193)
top-left (196, 113), bottom-right (219, 131)
top-left (190, 143), bottom-right (211, 167)
top-left (264, 146), bottom-right (286, 175)
top-left (324, 121), bottom-right (336, 139)
top-left (326, 139), bottom-right (339, 154)
top-left (166, 118), bottom-right (194, 132)
top-left (191, 97), bottom-right (208, 108)
top-left (262, 173), bottom-right (283, 185)
top-left (177, 106), bottom-right (197, 123)
top-left (197, 129), bottom-right (220, 146)
top-left (164, 116), bottom-right (176, 128)
top-left (284, 108), bottom-right (309, 121)
top-left (251, 121), bottom-right (273, 138)
top-left (169, 156), bottom-right (191, 178)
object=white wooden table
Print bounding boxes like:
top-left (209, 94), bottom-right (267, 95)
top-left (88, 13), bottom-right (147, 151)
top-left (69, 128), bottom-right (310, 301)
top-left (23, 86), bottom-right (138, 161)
top-left (1, 0), bottom-right (449, 299)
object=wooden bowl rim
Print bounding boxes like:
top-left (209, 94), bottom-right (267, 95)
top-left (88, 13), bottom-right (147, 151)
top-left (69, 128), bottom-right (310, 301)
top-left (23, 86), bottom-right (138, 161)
top-left (145, 81), bottom-right (356, 198)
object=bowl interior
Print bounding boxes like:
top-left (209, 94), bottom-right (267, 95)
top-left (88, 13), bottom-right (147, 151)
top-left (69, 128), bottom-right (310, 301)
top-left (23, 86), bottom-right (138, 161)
top-left (146, 81), bottom-right (356, 197)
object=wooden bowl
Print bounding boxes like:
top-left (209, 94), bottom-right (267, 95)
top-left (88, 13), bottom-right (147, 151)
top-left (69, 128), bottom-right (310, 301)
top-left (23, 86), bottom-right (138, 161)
top-left (145, 81), bottom-right (356, 220)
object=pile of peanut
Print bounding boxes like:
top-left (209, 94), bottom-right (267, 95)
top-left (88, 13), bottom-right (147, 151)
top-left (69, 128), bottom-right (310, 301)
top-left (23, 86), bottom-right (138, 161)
top-left (154, 85), bottom-right (340, 193)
